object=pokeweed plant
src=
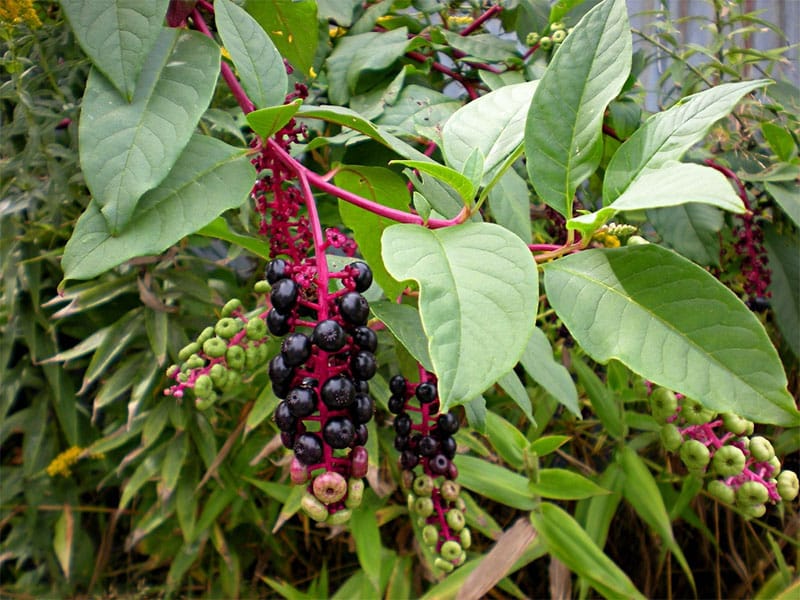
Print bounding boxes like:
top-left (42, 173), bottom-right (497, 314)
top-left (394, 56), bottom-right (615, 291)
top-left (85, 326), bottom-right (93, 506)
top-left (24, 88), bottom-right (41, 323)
top-left (2, 0), bottom-right (798, 597)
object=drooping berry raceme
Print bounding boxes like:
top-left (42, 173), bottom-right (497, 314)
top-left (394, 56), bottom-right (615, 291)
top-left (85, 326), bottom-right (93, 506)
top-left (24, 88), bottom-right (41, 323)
top-left (390, 371), bottom-right (471, 573)
top-left (268, 257), bottom-right (378, 524)
top-left (650, 388), bottom-right (798, 517)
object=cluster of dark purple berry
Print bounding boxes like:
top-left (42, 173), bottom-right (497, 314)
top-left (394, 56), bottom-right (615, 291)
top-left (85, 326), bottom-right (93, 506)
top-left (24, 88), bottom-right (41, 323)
top-left (390, 373), bottom-right (471, 573)
top-left (267, 257), bottom-right (377, 524)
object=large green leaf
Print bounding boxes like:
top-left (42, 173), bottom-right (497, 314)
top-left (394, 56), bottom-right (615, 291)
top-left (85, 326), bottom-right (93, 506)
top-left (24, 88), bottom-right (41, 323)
top-left (519, 326), bottom-right (580, 417)
top-left (764, 226), bottom-right (800, 357)
top-left (215, 0), bottom-right (287, 109)
top-left (543, 245), bottom-right (799, 426)
top-left (525, 0), bottom-right (631, 216)
top-left (79, 28), bottom-right (220, 234)
top-left (63, 135), bottom-right (255, 281)
top-left (381, 223), bottom-right (538, 410)
top-left (61, 0), bottom-right (169, 100)
top-left (604, 79), bottom-right (771, 201)
top-left (369, 301), bottom-right (433, 371)
top-left (444, 81), bottom-right (538, 185)
top-left (350, 491), bottom-right (383, 593)
top-left (245, 100), bottom-right (302, 139)
top-left (530, 469), bottom-right (610, 500)
top-left (246, 0), bottom-right (318, 78)
top-left (648, 204), bottom-right (723, 267)
top-left (765, 181), bottom-right (800, 228)
top-left (391, 160), bottom-right (475, 207)
top-left (454, 456), bottom-right (536, 510)
top-left (531, 503), bottom-right (645, 600)
top-left (488, 169), bottom-right (532, 244)
top-left (435, 29), bottom-right (519, 62)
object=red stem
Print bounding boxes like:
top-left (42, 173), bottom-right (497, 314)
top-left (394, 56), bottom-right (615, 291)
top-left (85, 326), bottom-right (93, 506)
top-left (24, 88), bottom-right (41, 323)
top-left (460, 5), bottom-right (503, 36)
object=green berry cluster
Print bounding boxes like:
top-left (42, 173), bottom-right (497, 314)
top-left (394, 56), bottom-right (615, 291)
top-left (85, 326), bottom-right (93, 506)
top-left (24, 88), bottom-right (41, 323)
top-left (651, 388), bottom-right (798, 518)
top-left (164, 288), bottom-right (272, 409)
top-left (407, 474), bottom-right (471, 574)
top-left (525, 21), bottom-right (572, 51)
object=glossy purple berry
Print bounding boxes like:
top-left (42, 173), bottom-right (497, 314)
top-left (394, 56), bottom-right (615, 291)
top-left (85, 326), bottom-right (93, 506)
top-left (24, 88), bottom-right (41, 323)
top-left (286, 387), bottom-right (317, 418)
top-left (349, 261), bottom-right (373, 293)
top-left (389, 375), bottom-right (407, 396)
top-left (272, 380), bottom-right (291, 399)
top-left (400, 450), bottom-right (419, 470)
top-left (294, 433), bottom-right (323, 466)
top-left (266, 258), bottom-right (289, 284)
top-left (440, 436), bottom-right (457, 459)
top-left (354, 423), bottom-right (368, 446)
top-left (354, 379), bottom-right (369, 394)
top-left (271, 278), bottom-right (298, 313)
top-left (323, 417), bottom-right (356, 449)
top-left (281, 333), bottom-right (311, 366)
top-left (394, 435), bottom-right (409, 451)
top-left (418, 435), bottom-right (438, 457)
top-left (312, 319), bottom-right (346, 352)
top-left (274, 401), bottom-right (296, 432)
top-left (436, 412), bottom-right (459, 436)
top-left (394, 412), bottom-right (412, 436)
top-left (321, 375), bottom-right (355, 409)
top-left (280, 430), bottom-right (296, 449)
top-left (269, 354), bottom-right (294, 384)
top-left (415, 382), bottom-right (437, 404)
top-left (429, 454), bottom-right (449, 475)
top-left (351, 393), bottom-right (374, 424)
top-left (339, 292), bottom-right (369, 325)
top-left (388, 394), bottom-right (405, 414)
top-left (351, 351), bottom-right (377, 380)
top-left (352, 326), bottom-right (377, 352)
top-left (267, 308), bottom-right (290, 336)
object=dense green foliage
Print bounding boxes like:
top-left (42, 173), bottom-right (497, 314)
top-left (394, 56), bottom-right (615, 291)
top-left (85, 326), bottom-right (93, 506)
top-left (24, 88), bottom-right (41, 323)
top-left (1, 0), bottom-right (798, 598)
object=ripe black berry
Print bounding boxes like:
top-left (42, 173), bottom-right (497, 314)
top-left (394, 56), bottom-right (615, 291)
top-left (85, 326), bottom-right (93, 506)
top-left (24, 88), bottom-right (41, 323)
top-left (389, 375), bottom-right (407, 396)
top-left (400, 450), bottom-right (419, 470)
top-left (352, 326), bottom-right (377, 352)
top-left (274, 401), bottom-right (296, 432)
top-left (294, 433), bottom-right (323, 465)
top-left (312, 319), bottom-right (346, 352)
top-left (429, 453), bottom-right (449, 475)
top-left (280, 431), bottom-right (296, 449)
top-left (321, 375), bottom-right (355, 409)
top-left (281, 333), bottom-right (312, 366)
top-left (354, 379), bottom-right (369, 394)
top-left (266, 258), bottom-right (289, 284)
top-left (272, 380), bottom-right (291, 399)
top-left (394, 435), bottom-right (409, 451)
top-left (267, 308), bottom-right (291, 336)
top-left (286, 387), bottom-right (317, 418)
top-left (354, 423), bottom-right (368, 446)
top-left (270, 278), bottom-right (298, 313)
top-left (349, 261), bottom-right (373, 293)
top-left (418, 435), bottom-right (438, 457)
top-left (339, 292), bottom-right (369, 325)
top-left (439, 435), bottom-right (457, 458)
top-left (415, 382), bottom-right (437, 404)
top-left (323, 417), bottom-right (356, 449)
top-left (351, 393), bottom-right (374, 424)
top-left (436, 412), bottom-right (459, 436)
top-left (388, 394), bottom-right (405, 414)
top-left (394, 412), bottom-right (412, 436)
top-left (351, 351), bottom-right (377, 380)
top-left (269, 354), bottom-right (294, 384)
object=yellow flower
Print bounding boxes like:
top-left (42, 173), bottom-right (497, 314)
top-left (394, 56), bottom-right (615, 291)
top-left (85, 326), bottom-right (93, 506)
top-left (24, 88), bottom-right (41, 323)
top-left (46, 446), bottom-right (84, 478)
top-left (0, 0), bottom-right (42, 28)
top-left (603, 234), bottom-right (621, 248)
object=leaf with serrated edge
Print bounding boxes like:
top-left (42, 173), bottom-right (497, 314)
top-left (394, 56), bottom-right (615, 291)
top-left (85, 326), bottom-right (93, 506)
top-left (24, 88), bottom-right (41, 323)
top-left (61, 0), bottom-right (169, 100)
top-left (79, 29), bottom-right (220, 234)
top-left (382, 223), bottom-right (538, 410)
top-left (543, 245), bottom-right (798, 426)
top-left (525, 0), bottom-right (632, 216)
top-left (63, 135), bottom-right (255, 281)
top-left (444, 81), bottom-right (538, 186)
top-left (604, 79), bottom-right (771, 202)
top-left (215, 0), bottom-right (287, 109)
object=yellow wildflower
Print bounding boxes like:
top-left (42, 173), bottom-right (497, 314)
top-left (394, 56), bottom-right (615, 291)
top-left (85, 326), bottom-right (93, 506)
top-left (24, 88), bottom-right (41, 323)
top-left (447, 15), bottom-right (474, 27)
top-left (309, 66), bottom-right (317, 79)
top-left (329, 25), bottom-right (346, 38)
top-left (0, 0), bottom-right (41, 28)
top-left (46, 446), bottom-right (84, 478)
top-left (603, 234), bottom-right (621, 248)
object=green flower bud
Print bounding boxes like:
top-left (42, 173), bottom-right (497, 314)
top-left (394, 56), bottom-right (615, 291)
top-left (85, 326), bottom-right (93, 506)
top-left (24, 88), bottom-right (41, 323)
top-left (660, 423), bottom-right (683, 452)
top-left (178, 343), bottom-right (201, 362)
top-left (253, 280), bottom-right (271, 294)
top-left (737, 480), bottom-right (769, 506)
top-left (680, 439), bottom-right (711, 471)
top-left (455, 497), bottom-right (466, 512)
top-left (682, 399), bottom-right (716, 425)
top-left (202, 337), bottom-right (228, 358)
top-left (440, 540), bottom-right (462, 561)
top-left (552, 29), bottom-right (566, 43)
top-left (301, 494), bottom-right (328, 522)
top-left (707, 480), bottom-right (735, 504)
top-left (245, 346), bottom-right (260, 370)
top-left (221, 298), bottom-right (242, 317)
top-left (455, 551), bottom-right (467, 566)
top-left (246, 317), bottom-right (267, 340)
top-left (434, 557), bottom-right (455, 573)
top-left (215, 317), bottom-right (242, 339)
top-left (413, 474), bottom-right (434, 497)
top-left (414, 497), bottom-right (434, 518)
top-left (748, 436), bottom-right (775, 462)
top-left (459, 527), bottom-right (472, 550)
top-left (209, 363), bottom-right (226, 385)
top-left (711, 445), bottom-right (746, 477)
top-left (445, 509), bottom-right (465, 532)
top-left (422, 525), bottom-right (439, 546)
top-left (166, 365), bottom-right (179, 378)
top-left (326, 508), bottom-right (352, 525)
top-left (650, 388), bottom-right (678, 422)
top-left (777, 470), bottom-right (799, 502)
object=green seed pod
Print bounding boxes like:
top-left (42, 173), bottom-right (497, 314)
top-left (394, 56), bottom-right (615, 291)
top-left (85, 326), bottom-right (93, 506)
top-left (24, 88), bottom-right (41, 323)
top-left (178, 342), bottom-right (201, 362)
top-left (711, 445), bottom-right (746, 477)
top-left (552, 29), bottom-right (566, 43)
top-left (414, 497), bottom-right (434, 518)
top-left (777, 470), bottom-right (799, 502)
top-left (195, 392), bottom-right (217, 411)
top-left (193, 374), bottom-right (213, 399)
top-left (301, 493), bottom-right (329, 522)
top-left (737, 480), bottom-right (769, 506)
top-left (226, 345), bottom-right (246, 371)
top-left (246, 317), bottom-right (267, 340)
top-left (221, 369), bottom-right (241, 391)
top-left (215, 317), bottom-right (242, 339)
top-left (446, 509), bottom-right (465, 532)
top-left (440, 540), bottom-right (462, 561)
top-left (345, 478), bottom-right (365, 508)
top-left (422, 525), bottom-right (439, 546)
top-left (185, 354), bottom-right (205, 369)
top-left (680, 439), bottom-right (711, 471)
top-left (650, 388), bottom-right (678, 422)
top-left (459, 527), bottom-right (472, 550)
top-left (748, 436), bottom-right (775, 462)
top-left (454, 551), bottom-right (466, 566)
top-left (455, 497), bottom-right (467, 512)
top-left (221, 298), bottom-right (242, 317)
top-left (525, 31), bottom-right (540, 46)
top-left (196, 326), bottom-right (216, 345)
top-left (209, 363), bottom-right (226, 385)
top-left (203, 337), bottom-right (228, 358)
top-left (721, 413), bottom-right (751, 436)
top-left (434, 557), bottom-right (455, 573)
top-left (440, 480), bottom-right (461, 502)
top-left (253, 280), bottom-right (271, 294)
top-left (660, 423), bottom-right (683, 452)
top-left (707, 480), bottom-right (735, 504)
top-left (682, 399), bottom-right (716, 425)
top-left (768, 456), bottom-right (781, 474)
top-left (740, 503), bottom-right (766, 519)
top-left (413, 474), bottom-right (435, 497)
top-left (539, 36), bottom-right (553, 50)
top-left (245, 346), bottom-right (260, 370)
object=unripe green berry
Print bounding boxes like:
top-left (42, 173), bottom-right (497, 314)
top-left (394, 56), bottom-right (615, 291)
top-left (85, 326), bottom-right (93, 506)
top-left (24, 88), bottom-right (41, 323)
top-left (246, 317), bottom-right (267, 340)
top-left (226, 345), bottom-right (245, 371)
top-left (525, 31), bottom-right (540, 46)
top-left (707, 480), bottom-right (735, 504)
top-left (193, 374), bottom-right (213, 399)
top-left (626, 235), bottom-right (649, 246)
top-left (253, 280), bottom-right (271, 294)
top-left (215, 317), bottom-right (241, 339)
top-left (440, 540), bottom-right (462, 561)
top-left (454, 552), bottom-right (466, 566)
top-left (414, 497), bottom-right (434, 518)
top-left (301, 494), bottom-right (329, 522)
top-left (434, 557), bottom-right (454, 573)
top-left (221, 298), bottom-right (242, 317)
top-left (711, 445), bottom-right (746, 477)
top-left (552, 29), bottom-right (566, 43)
top-left (777, 470), bottom-right (799, 502)
top-left (650, 388), bottom-right (678, 422)
top-left (455, 497), bottom-right (466, 512)
top-left (550, 21), bottom-right (565, 31)
top-left (413, 474), bottom-right (434, 497)
top-left (440, 480), bottom-right (461, 502)
top-left (178, 342), bottom-right (201, 362)
top-left (326, 508), bottom-right (352, 525)
top-left (346, 478), bottom-right (365, 508)
top-left (445, 509), bottom-right (465, 532)
top-left (195, 394), bottom-right (217, 411)
top-left (740, 503), bottom-right (766, 519)
top-left (209, 363), bottom-right (226, 385)
top-left (660, 423), bottom-right (683, 452)
top-left (203, 337), bottom-right (227, 358)
top-left (166, 365), bottom-right (179, 378)
top-left (721, 413), bottom-right (751, 436)
top-left (768, 456), bottom-right (781, 474)
top-left (407, 493), bottom-right (416, 513)
top-left (748, 436), bottom-right (775, 462)
top-left (422, 525), bottom-right (439, 546)
top-left (737, 480), bottom-right (769, 506)
top-left (197, 326), bottom-right (215, 345)
top-left (682, 399), bottom-right (716, 425)
top-left (539, 36), bottom-right (552, 50)
top-left (680, 439), bottom-right (710, 471)
top-left (459, 527), bottom-right (472, 550)
top-left (185, 354), bottom-right (204, 369)
top-left (245, 346), bottom-right (260, 370)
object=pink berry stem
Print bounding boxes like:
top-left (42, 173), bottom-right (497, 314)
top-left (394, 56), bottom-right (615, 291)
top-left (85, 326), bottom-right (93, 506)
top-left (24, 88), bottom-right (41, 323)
top-left (460, 5), bottom-right (503, 36)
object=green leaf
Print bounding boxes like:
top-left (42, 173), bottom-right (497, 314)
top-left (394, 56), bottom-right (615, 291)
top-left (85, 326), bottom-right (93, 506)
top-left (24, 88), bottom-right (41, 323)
top-left (381, 223), bottom-right (539, 410)
top-left (647, 204), bottom-right (723, 267)
top-left (617, 446), bottom-right (694, 589)
top-left (485, 412), bottom-right (529, 470)
top-left (53, 507), bottom-right (75, 579)
top-left (549, 0), bottom-right (586, 22)
top-left (246, 100), bottom-right (302, 139)
top-left (369, 301), bottom-right (433, 371)
top-left (246, 0), bottom-right (319, 78)
top-left (377, 84), bottom-right (461, 139)
top-left (572, 358), bottom-right (626, 440)
top-left (245, 384), bottom-right (280, 435)
top-left (80, 308), bottom-right (142, 393)
top-left (761, 122), bottom-right (797, 162)
top-left (119, 444), bottom-right (166, 510)
top-left (531, 503), bottom-right (646, 600)
top-left (160, 432), bottom-right (189, 501)
top-left (334, 165), bottom-right (411, 302)
top-left (543, 245), bottom-right (799, 426)
top-left (350, 491), bottom-right (383, 593)
top-left (392, 160), bottom-right (475, 207)
top-left (215, 0), bottom-right (288, 109)
top-left (197, 217), bottom-right (272, 261)
top-left (604, 79), bottom-right (771, 201)
top-left (454, 455), bottom-right (536, 510)
top-left (764, 226), bottom-right (800, 357)
top-left (79, 28), bottom-right (221, 233)
top-left (488, 169), bottom-right (532, 244)
top-left (765, 181), bottom-right (800, 228)
top-left (530, 469), bottom-right (610, 500)
top-left (435, 29), bottom-right (519, 62)
top-left (519, 326), bottom-right (580, 417)
top-left (443, 81), bottom-right (538, 186)
top-left (529, 435), bottom-right (570, 456)
top-left (497, 371), bottom-right (534, 422)
top-left (63, 135), bottom-right (255, 281)
top-left (525, 0), bottom-right (632, 216)
top-left (144, 308), bottom-right (168, 366)
top-left (61, 0), bottom-right (169, 100)
top-left (568, 162), bottom-right (745, 236)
